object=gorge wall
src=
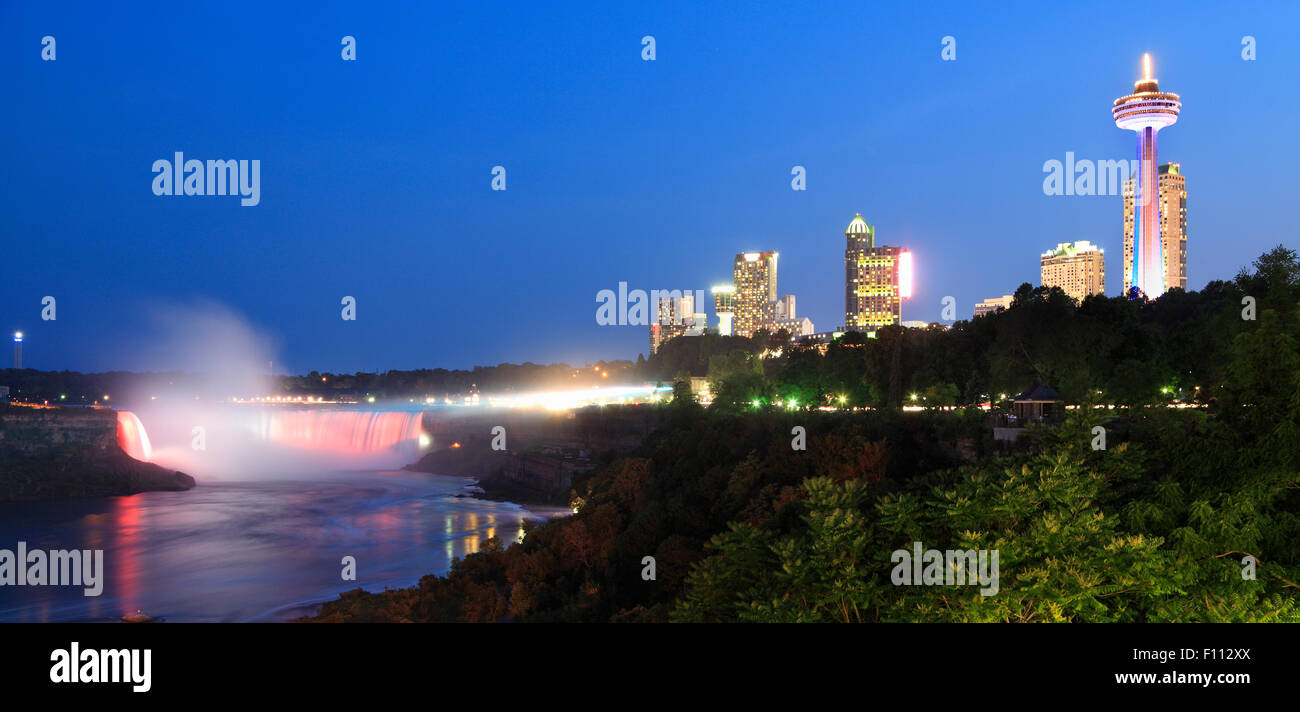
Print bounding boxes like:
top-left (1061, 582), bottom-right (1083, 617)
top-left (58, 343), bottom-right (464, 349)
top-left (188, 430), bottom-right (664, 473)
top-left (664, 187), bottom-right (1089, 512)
top-left (0, 406), bottom-right (195, 501)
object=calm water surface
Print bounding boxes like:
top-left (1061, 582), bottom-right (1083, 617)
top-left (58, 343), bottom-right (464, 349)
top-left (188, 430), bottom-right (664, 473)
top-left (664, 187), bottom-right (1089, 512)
top-left (0, 470), bottom-right (566, 622)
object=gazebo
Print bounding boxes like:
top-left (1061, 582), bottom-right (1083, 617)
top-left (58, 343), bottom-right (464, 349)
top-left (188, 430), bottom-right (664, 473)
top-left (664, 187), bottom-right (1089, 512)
top-left (1012, 383), bottom-right (1063, 424)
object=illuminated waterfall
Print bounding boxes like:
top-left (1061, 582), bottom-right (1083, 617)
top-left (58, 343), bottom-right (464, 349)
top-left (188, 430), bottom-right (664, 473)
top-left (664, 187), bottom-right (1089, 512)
top-left (119, 407), bottom-right (429, 476)
top-left (116, 410), bottom-right (154, 461)
top-left (254, 410), bottom-right (424, 454)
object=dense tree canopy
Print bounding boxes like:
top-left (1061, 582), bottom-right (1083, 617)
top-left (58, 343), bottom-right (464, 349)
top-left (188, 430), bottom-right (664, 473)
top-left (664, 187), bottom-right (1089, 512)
top-left (309, 246), bottom-right (1300, 623)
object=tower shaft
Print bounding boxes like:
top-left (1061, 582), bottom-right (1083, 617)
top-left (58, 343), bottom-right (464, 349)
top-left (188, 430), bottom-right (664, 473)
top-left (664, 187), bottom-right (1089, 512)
top-left (1134, 127), bottom-right (1164, 296)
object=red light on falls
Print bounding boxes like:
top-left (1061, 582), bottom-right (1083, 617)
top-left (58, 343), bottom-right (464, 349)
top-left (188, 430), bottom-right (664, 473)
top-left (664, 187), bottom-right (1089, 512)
top-left (116, 410), bottom-right (153, 461)
top-left (262, 411), bottom-right (423, 454)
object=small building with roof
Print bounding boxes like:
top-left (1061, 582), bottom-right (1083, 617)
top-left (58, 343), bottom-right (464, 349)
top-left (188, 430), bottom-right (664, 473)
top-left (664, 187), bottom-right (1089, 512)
top-left (1012, 383), bottom-right (1063, 424)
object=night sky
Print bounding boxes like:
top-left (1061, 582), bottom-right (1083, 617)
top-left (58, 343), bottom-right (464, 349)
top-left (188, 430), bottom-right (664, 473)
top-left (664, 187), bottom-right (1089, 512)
top-left (3, 1), bottom-right (1296, 374)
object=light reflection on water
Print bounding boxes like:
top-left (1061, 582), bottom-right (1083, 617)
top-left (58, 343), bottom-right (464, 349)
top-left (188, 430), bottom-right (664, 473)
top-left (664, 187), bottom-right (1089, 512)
top-left (0, 471), bottom-right (568, 622)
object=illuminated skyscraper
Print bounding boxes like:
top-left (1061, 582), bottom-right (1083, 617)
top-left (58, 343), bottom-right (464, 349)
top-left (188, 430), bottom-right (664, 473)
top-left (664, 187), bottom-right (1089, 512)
top-left (1113, 53), bottom-right (1180, 298)
top-left (844, 214), bottom-right (910, 335)
top-left (1123, 163), bottom-right (1187, 294)
top-left (712, 285), bottom-right (735, 336)
top-left (12, 332), bottom-right (22, 369)
top-left (733, 251), bottom-right (778, 338)
top-left (1041, 241), bottom-right (1105, 303)
top-left (649, 292), bottom-right (696, 354)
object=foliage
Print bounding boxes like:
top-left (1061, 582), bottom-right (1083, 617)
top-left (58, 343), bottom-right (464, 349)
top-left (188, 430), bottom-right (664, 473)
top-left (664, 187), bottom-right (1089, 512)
top-left (307, 246), bottom-right (1300, 623)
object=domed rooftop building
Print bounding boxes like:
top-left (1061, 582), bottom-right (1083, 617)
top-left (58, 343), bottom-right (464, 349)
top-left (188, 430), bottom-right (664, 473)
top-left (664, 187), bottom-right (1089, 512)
top-left (844, 213), bottom-right (908, 336)
top-left (846, 213), bottom-right (872, 237)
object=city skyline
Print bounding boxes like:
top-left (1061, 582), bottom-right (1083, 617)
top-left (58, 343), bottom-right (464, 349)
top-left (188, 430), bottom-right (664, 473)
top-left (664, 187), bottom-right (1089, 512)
top-left (2, 1), bottom-right (1296, 677)
top-left (3, 2), bottom-right (1295, 374)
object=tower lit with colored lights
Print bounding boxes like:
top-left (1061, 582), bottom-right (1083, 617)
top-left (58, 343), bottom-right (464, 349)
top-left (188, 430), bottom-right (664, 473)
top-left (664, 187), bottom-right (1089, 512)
top-left (1113, 53), bottom-right (1180, 298)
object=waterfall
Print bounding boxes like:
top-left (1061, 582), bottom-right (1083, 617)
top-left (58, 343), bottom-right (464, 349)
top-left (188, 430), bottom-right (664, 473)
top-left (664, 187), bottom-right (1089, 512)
top-left (255, 410), bottom-right (424, 454)
top-left (116, 410), bottom-right (154, 461)
top-left (121, 406), bottom-right (429, 477)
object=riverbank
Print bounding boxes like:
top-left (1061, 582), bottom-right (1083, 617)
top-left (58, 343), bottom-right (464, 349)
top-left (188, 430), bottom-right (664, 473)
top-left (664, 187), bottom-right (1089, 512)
top-left (404, 446), bottom-right (578, 507)
top-left (403, 405), bottom-right (663, 507)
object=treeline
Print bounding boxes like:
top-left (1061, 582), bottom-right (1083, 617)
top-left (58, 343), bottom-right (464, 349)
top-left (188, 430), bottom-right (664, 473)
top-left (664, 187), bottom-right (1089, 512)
top-left (279, 361), bottom-right (639, 399)
top-left (0, 359), bottom-right (640, 403)
top-left (0, 370), bottom-right (158, 404)
top-left (306, 245), bottom-right (1300, 622)
top-left (649, 245), bottom-right (1300, 409)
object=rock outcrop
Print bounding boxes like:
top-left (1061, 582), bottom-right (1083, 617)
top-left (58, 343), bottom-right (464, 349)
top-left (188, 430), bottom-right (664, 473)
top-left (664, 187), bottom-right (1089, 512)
top-left (0, 407), bottom-right (194, 501)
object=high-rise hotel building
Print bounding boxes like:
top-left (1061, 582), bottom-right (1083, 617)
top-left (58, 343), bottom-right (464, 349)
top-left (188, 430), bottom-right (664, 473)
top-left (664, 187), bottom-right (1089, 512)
top-left (733, 251), bottom-right (778, 338)
top-left (1040, 241), bottom-right (1105, 303)
top-left (649, 292), bottom-right (697, 354)
top-left (974, 295), bottom-right (1014, 318)
top-left (1123, 163), bottom-right (1187, 295)
top-left (844, 214), bottom-right (910, 334)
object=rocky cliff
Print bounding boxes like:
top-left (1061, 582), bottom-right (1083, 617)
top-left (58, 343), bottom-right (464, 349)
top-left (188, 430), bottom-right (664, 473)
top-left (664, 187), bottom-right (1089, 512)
top-left (0, 406), bottom-right (195, 501)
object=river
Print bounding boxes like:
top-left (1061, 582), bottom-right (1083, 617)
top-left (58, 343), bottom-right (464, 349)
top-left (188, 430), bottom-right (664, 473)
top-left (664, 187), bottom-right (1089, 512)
top-left (0, 470), bottom-right (567, 622)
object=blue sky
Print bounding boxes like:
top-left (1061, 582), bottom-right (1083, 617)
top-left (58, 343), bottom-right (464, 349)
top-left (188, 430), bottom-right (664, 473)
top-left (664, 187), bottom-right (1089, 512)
top-left (2, 0), bottom-right (1297, 373)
